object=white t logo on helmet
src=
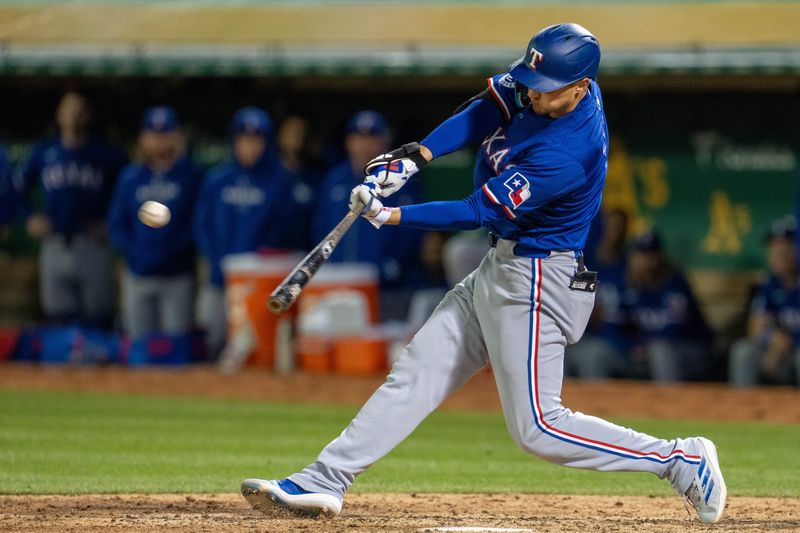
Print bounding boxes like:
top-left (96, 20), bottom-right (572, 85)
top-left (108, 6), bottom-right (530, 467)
top-left (529, 48), bottom-right (544, 70)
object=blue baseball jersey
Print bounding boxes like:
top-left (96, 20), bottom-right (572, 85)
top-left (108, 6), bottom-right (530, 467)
top-left (107, 157), bottom-right (202, 277)
top-left (0, 145), bottom-right (16, 226)
top-left (20, 137), bottom-right (127, 235)
top-left (312, 158), bottom-right (424, 287)
top-left (476, 74), bottom-right (608, 256)
top-left (405, 73), bottom-right (608, 258)
top-left (621, 271), bottom-right (711, 343)
top-left (750, 274), bottom-right (800, 344)
top-left (194, 153), bottom-right (297, 287)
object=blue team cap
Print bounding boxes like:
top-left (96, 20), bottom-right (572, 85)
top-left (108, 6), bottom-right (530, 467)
top-left (509, 23), bottom-right (601, 93)
top-left (765, 216), bottom-right (797, 243)
top-left (632, 231), bottom-right (663, 253)
top-left (141, 106), bottom-right (180, 133)
top-left (231, 106), bottom-right (273, 137)
top-left (346, 111), bottom-right (388, 137)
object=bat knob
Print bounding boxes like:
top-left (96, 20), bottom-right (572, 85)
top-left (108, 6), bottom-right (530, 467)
top-left (268, 298), bottom-right (286, 315)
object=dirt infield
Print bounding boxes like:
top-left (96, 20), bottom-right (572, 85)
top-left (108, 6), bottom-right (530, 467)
top-left (2, 493), bottom-right (799, 532)
top-left (2, 363), bottom-right (800, 532)
top-left (1, 362), bottom-right (800, 423)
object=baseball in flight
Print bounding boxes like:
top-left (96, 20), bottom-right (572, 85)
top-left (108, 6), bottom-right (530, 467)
top-left (138, 200), bottom-right (171, 228)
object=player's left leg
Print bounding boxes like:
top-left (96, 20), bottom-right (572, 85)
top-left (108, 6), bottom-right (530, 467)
top-left (728, 338), bottom-right (762, 387)
top-left (242, 268), bottom-right (489, 516)
top-left (120, 270), bottom-right (159, 340)
top-left (474, 244), bottom-right (726, 523)
top-left (75, 235), bottom-right (115, 329)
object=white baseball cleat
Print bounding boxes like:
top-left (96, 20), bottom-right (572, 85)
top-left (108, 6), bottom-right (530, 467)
top-left (241, 478), bottom-right (342, 517)
top-left (682, 437), bottom-right (727, 524)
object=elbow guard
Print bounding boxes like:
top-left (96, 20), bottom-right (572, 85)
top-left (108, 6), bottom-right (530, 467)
top-left (452, 88), bottom-right (490, 115)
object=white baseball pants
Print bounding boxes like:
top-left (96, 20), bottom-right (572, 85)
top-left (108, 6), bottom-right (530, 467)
top-left (291, 240), bottom-right (701, 499)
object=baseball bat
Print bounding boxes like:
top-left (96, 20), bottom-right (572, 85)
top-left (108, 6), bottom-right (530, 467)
top-left (268, 209), bottom-right (360, 314)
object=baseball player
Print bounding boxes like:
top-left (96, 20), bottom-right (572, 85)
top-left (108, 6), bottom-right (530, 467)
top-left (622, 231), bottom-right (714, 382)
top-left (194, 107), bottom-right (297, 357)
top-left (242, 24), bottom-right (726, 523)
top-left (0, 144), bottom-right (16, 231)
top-left (19, 91), bottom-right (127, 328)
top-left (729, 217), bottom-right (800, 387)
top-left (107, 106), bottom-right (202, 340)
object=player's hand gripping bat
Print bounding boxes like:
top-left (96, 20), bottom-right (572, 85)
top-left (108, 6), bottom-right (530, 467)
top-left (268, 210), bottom-right (360, 314)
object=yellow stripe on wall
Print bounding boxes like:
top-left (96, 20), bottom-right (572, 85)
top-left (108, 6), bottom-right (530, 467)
top-left (0, 4), bottom-right (797, 48)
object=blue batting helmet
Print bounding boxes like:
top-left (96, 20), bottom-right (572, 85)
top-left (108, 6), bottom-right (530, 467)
top-left (509, 23), bottom-right (601, 93)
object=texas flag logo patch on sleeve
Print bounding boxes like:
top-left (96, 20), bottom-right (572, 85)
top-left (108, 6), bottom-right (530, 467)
top-left (503, 172), bottom-right (531, 208)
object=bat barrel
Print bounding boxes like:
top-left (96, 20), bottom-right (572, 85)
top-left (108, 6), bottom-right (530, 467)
top-left (266, 210), bottom-right (359, 315)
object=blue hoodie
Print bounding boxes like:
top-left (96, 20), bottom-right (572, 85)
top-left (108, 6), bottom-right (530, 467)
top-left (107, 156), bottom-right (202, 276)
top-left (194, 146), bottom-right (298, 288)
top-left (0, 146), bottom-right (16, 226)
top-left (19, 137), bottom-right (127, 235)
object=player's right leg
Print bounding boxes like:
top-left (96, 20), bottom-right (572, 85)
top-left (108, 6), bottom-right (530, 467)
top-left (196, 283), bottom-right (226, 358)
top-left (242, 269), bottom-right (489, 517)
top-left (157, 272), bottom-right (194, 335)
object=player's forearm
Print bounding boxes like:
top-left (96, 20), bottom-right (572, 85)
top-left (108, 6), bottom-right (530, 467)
top-left (390, 200), bottom-right (481, 231)
top-left (419, 99), bottom-right (503, 159)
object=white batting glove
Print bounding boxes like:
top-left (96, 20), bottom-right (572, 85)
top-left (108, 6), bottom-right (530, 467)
top-left (349, 184), bottom-right (392, 228)
top-left (364, 142), bottom-right (428, 197)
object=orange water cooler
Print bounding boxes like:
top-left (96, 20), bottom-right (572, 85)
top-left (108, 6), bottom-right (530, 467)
top-left (224, 254), bottom-right (383, 370)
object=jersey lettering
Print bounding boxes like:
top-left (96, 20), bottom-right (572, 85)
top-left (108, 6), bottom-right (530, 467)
top-left (488, 148), bottom-right (510, 174)
top-left (222, 177), bottom-right (266, 208)
top-left (41, 162), bottom-right (104, 192)
top-left (136, 180), bottom-right (181, 204)
top-left (482, 127), bottom-right (510, 173)
top-left (482, 127), bottom-right (506, 156)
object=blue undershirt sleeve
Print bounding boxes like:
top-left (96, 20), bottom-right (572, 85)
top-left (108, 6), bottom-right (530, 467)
top-left (399, 198), bottom-right (482, 231)
top-left (420, 97), bottom-right (504, 159)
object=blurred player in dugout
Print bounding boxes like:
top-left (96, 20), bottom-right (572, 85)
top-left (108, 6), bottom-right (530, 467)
top-left (729, 217), bottom-right (800, 387)
top-left (623, 231), bottom-right (713, 382)
top-left (0, 144), bottom-right (16, 234)
top-left (19, 91), bottom-right (127, 328)
top-left (194, 106), bottom-right (301, 357)
top-left (107, 106), bottom-right (202, 341)
top-left (277, 114), bottom-right (323, 252)
top-left (565, 208), bottom-right (632, 379)
top-left (312, 111), bottom-right (424, 295)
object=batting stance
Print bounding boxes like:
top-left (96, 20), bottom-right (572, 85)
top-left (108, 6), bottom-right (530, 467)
top-left (242, 23), bottom-right (726, 524)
